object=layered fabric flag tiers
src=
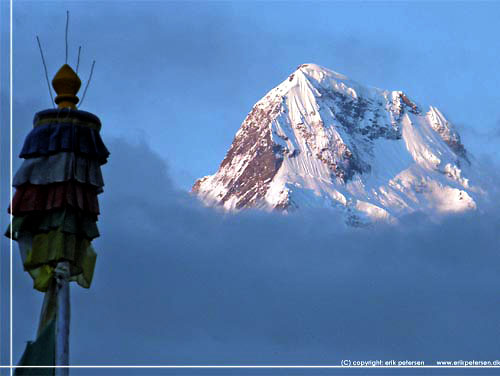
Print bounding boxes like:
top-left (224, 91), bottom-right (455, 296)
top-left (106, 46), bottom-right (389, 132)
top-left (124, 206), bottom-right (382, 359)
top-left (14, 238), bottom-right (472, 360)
top-left (12, 30), bottom-right (108, 373)
top-left (7, 107), bottom-right (109, 292)
top-left (9, 181), bottom-right (101, 214)
top-left (13, 152), bottom-right (104, 190)
top-left (20, 109), bottom-right (108, 163)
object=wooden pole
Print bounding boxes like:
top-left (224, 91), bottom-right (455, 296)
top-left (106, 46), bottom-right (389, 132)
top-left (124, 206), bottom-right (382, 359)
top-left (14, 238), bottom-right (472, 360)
top-left (55, 261), bottom-right (70, 376)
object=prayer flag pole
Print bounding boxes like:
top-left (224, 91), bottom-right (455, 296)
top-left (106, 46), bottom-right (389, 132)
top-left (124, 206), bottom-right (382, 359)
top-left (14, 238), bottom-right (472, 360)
top-left (55, 261), bottom-right (70, 375)
top-left (8, 51), bottom-right (108, 375)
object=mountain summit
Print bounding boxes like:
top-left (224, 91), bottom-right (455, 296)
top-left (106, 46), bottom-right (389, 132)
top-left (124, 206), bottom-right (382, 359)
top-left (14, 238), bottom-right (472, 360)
top-left (192, 63), bottom-right (484, 223)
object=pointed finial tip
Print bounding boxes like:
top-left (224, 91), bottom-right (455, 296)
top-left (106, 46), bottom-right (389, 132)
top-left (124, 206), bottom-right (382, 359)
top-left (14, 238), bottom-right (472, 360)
top-left (52, 64), bottom-right (81, 109)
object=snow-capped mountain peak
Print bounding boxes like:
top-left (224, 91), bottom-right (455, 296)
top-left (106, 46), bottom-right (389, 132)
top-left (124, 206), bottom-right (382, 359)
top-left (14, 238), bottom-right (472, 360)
top-left (192, 63), bottom-right (484, 223)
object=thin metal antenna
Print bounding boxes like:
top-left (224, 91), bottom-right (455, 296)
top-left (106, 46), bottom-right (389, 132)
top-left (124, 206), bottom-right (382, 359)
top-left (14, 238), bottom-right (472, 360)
top-left (36, 36), bottom-right (55, 108)
top-left (78, 60), bottom-right (95, 108)
top-left (65, 11), bottom-right (69, 64)
top-left (76, 46), bottom-right (81, 73)
top-left (64, 10), bottom-right (69, 64)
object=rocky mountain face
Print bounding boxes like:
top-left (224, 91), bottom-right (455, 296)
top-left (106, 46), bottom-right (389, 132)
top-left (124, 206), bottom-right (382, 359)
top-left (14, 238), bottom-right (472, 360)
top-left (192, 64), bottom-right (485, 223)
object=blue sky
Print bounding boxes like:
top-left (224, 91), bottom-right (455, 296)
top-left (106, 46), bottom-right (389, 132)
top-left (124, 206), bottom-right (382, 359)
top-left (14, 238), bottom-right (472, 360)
top-left (1, 1), bottom-right (500, 374)
top-left (4, 1), bottom-right (500, 189)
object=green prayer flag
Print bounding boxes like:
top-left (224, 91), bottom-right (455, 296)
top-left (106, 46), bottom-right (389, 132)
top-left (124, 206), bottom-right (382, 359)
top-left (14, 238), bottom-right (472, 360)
top-left (14, 318), bottom-right (55, 376)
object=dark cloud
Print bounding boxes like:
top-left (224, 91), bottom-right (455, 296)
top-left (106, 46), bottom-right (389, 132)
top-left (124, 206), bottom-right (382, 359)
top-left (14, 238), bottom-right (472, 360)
top-left (4, 138), bottom-right (500, 376)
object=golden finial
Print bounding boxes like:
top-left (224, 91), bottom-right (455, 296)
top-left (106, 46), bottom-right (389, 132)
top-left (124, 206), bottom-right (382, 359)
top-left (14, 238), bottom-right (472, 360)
top-left (52, 64), bottom-right (81, 109)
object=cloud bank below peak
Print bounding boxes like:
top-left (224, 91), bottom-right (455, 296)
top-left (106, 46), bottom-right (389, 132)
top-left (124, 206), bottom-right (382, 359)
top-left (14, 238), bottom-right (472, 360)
top-left (3, 137), bottom-right (500, 375)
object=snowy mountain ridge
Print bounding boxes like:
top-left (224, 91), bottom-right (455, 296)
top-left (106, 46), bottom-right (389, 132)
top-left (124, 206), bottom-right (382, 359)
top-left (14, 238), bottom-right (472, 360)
top-left (192, 63), bottom-right (486, 223)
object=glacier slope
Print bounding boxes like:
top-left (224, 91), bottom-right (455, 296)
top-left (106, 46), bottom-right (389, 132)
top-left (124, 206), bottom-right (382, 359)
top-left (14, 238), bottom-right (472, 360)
top-left (193, 64), bottom-right (486, 223)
